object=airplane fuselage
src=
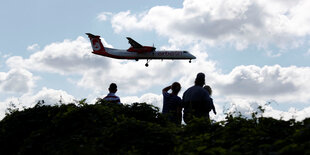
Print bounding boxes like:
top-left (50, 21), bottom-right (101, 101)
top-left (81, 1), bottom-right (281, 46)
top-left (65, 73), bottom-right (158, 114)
top-left (93, 47), bottom-right (196, 60)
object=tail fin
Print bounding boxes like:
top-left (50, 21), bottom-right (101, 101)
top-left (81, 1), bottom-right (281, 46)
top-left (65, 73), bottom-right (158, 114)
top-left (86, 33), bottom-right (106, 54)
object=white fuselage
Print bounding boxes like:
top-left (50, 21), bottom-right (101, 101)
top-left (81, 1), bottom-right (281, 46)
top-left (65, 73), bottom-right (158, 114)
top-left (103, 47), bottom-right (196, 60)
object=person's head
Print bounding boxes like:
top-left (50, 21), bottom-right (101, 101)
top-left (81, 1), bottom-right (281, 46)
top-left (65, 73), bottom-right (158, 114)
top-left (171, 82), bottom-right (181, 94)
top-left (108, 83), bottom-right (117, 93)
top-left (195, 72), bottom-right (205, 86)
top-left (204, 85), bottom-right (212, 96)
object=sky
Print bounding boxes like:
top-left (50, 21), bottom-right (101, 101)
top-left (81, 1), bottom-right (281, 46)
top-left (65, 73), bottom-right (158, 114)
top-left (1, 0), bottom-right (310, 121)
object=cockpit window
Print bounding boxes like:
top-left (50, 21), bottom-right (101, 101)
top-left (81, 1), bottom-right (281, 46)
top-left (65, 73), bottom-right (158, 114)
top-left (183, 51), bottom-right (188, 53)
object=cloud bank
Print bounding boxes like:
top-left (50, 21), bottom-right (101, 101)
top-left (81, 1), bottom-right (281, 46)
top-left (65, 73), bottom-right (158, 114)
top-left (0, 87), bottom-right (76, 119)
top-left (108, 0), bottom-right (310, 49)
top-left (4, 36), bottom-right (310, 108)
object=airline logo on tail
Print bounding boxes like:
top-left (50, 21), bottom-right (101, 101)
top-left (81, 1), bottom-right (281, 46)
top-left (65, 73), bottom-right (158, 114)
top-left (91, 38), bottom-right (102, 51)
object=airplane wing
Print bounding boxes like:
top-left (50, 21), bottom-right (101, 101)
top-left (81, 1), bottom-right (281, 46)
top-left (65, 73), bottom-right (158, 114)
top-left (126, 37), bottom-right (143, 48)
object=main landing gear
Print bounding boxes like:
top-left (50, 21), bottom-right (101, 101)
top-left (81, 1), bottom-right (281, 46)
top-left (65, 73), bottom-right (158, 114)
top-left (144, 59), bottom-right (192, 67)
top-left (145, 59), bottom-right (151, 67)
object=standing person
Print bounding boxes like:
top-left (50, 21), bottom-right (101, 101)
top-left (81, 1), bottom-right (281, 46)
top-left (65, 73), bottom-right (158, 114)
top-left (162, 82), bottom-right (182, 125)
top-left (103, 83), bottom-right (121, 104)
top-left (204, 85), bottom-right (216, 115)
top-left (182, 73), bottom-right (212, 124)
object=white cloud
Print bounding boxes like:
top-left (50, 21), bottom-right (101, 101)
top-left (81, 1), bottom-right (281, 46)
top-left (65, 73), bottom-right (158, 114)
top-left (0, 87), bottom-right (76, 120)
top-left (214, 65), bottom-right (310, 103)
top-left (122, 93), bottom-right (163, 110)
top-left (27, 43), bottom-right (40, 51)
top-left (266, 50), bottom-right (282, 57)
top-left (6, 37), bottom-right (109, 74)
top-left (110, 0), bottom-right (310, 49)
top-left (0, 68), bottom-right (36, 94)
top-left (97, 12), bottom-right (112, 21)
top-left (293, 106), bottom-right (310, 121)
top-left (221, 97), bottom-right (310, 121)
top-left (1, 53), bottom-right (11, 59)
top-left (30, 87), bottom-right (76, 105)
top-left (224, 98), bottom-right (263, 117)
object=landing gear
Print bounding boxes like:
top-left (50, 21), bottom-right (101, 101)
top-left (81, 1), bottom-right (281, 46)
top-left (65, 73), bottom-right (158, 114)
top-left (189, 59), bottom-right (192, 63)
top-left (135, 58), bottom-right (139, 61)
top-left (145, 59), bottom-right (151, 67)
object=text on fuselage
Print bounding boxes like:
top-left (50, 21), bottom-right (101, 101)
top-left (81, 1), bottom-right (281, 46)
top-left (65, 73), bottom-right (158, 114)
top-left (155, 51), bottom-right (182, 56)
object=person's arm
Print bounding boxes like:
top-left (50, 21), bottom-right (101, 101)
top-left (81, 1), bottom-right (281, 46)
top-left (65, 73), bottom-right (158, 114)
top-left (210, 98), bottom-right (216, 115)
top-left (162, 85), bottom-right (171, 94)
top-left (212, 104), bottom-right (216, 115)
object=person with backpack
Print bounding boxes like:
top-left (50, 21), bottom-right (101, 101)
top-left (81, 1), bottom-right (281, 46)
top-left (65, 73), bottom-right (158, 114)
top-left (182, 73), bottom-right (212, 124)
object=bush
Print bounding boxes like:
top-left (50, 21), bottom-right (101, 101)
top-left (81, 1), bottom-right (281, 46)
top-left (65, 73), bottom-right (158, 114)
top-left (1, 100), bottom-right (310, 154)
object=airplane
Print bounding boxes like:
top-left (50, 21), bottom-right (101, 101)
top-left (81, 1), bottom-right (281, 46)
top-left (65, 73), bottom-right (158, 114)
top-left (85, 33), bottom-right (196, 67)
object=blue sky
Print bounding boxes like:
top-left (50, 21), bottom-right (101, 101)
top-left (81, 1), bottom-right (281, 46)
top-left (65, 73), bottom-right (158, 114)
top-left (1, 0), bottom-right (310, 121)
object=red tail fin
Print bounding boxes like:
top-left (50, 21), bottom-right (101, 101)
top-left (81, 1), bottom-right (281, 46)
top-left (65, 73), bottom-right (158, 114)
top-left (86, 33), bottom-right (106, 54)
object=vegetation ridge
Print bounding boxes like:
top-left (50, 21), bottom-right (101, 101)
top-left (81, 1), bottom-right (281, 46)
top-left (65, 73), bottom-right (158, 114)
top-left (0, 99), bottom-right (310, 154)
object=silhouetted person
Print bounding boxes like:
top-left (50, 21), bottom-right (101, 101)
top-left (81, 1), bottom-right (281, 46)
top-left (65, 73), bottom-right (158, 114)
top-left (182, 73), bottom-right (212, 124)
top-left (162, 82), bottom-right (182, 125)
top-left (103, 83), bottom-right (121, 104)
top-left (204, 85), bottom-right (216, 115)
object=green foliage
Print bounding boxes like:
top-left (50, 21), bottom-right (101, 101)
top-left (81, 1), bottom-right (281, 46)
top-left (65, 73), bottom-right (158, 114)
top-left (1, 100), bottom-right (310, 154)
